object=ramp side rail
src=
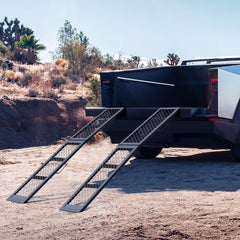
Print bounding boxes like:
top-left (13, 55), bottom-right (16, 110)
top-left (7, 108), bottom-right (124, 204)
top-left (60, 107), bottom-right (179, 213)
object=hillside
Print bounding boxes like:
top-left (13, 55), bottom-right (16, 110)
top-left (0, 61), bottom-right (92, 149)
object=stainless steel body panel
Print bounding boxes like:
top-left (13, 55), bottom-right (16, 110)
top-left (218, 65), bottom-right (240, 119)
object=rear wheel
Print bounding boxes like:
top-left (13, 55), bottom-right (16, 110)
top-left (133, 146), bottom-right (162, 159)
top-left (231, 144), bottom-right (240, 161)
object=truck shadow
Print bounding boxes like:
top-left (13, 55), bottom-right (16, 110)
top-left (106, 150), bottom-right (240, 193)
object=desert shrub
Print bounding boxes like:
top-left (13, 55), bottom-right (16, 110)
top-left (14, 48), bottom-right (27, 63)
top-left (51, 76), bottom-right (66, 88)
top-left (14, 47), bottom-right (36, 65)
top-left (5, 70), bottom-right (16, 81)
top-left (25, 51), bottom-right (38, 65)
top-left (42, 89), bottom-right (58, 100)
top-left (64, 71), bottom-right (79, 82)
top-left (66, 82), bottom-right (77, 90)
top-left (18, 66), bottom-right (26, 73)
top-left (58, 85), bottom-right (65, 93)
top-left (50, 68), bottom-right (60, 75)
top-left (25, 71), bottom-right (41, 86)
top-left (86, 76), bottom-right (101, 106)
top-left (0, 41), bottom-right (8, 56)
top-left (15, 72), bottom-right (23, 81)
top-left (5, 70), bottom-right (23, 84)
top-left (27, 88), bottom-right (39, 97)
top-left (1, 62), bottom-right (8, 71)
top-left (20, 72), bottom-right (32, 87)
top-left (55, 58), bottom-right (68, 68)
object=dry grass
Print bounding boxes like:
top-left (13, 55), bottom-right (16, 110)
top-left (0, 61), bottom-right (91, 100)
top-left (55, 58), bottom-right (69, 68)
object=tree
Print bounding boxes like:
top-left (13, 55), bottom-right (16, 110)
top-left (164, 53), bottom-right (180, 66)
top-left (0, 40), bottom-right (7, 56)
top-left (147, 58), bottom-right (159, 68)
top-left (56, 20), bottom-right (102, 77)
top-left (0, 17), bottom-right (33, 51)
top-left (127, 55), bottom-right (141, 68)
top-left (16, 34), bottom-right (45, 52)
top-left (86, 76), bottom-right (101, 106)
top-left (15, 34), bottom-right (46, 64)
top-left (102, 53), bottom-right (114, 67)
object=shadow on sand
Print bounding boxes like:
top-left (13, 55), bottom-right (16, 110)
top-left (106, 150), bottom-right (240, 193)
top-left (28, 150), bottom-right (240, 203)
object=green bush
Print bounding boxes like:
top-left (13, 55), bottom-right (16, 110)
top-left (27, 88), bottom-right (39, 97)
top-left (14, 48), bottom-right (27, 63)
top-left (86, 76), bottom-right (101, 106)
top-left (0, 41), bottom-right (7, 56)
top-left (1, 62), bottom-right (8, 71)
top-left (51, 76), bottom-right (66, 88)
top-left (20, 73), bottom-right (32, 87)
top-left (42, 89), bottom-right (58, 100)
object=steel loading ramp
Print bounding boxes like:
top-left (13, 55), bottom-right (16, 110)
top-left (60, 107), bottom-right (179, 213)
top-left (7, 108), bottom-right (124, 204)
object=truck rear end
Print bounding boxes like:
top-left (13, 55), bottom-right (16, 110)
top-left (87, 58), bottom-right (240, 159)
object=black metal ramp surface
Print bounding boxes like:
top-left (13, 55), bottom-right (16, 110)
top-left (7, 108), bottom-right (124, 204)
top-left (60, 107), bottom-right (179, 213)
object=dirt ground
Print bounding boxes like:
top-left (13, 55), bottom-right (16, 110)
top-left (1, 138), bottom-right (240, 240)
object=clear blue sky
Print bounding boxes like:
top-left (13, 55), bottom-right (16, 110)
top-left (1, 0), bottom-right (240, 62)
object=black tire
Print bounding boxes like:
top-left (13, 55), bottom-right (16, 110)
top-left (231, 144), bottom-right (240, 161)
top-left (133, 146), bottom-right (162, 159)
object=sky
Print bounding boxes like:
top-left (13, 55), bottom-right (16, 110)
top-left (1, 0), bottom-right (240, 63)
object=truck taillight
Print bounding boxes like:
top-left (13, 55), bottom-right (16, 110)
top-left (102, 80), bottom-right (110, 84)
top-left (211, 78), bottom-right (218, 82)
top-left (208, 70), bottom-right (218, 115)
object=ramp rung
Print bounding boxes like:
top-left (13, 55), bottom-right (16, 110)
top-left (85, 183), bottom-right (100, 188)
top-left (67, 139), bottom-right (85, 144)
top-left (7, 108), bottom-right (124, 204)
top-left (51, 157), bottom-right (65, 162)
top-left (102, 163), bottom-right (119, 169)
top-left (32, 175), bottom-right (47, 180)
top-left (60, 108), bottom-right (179, 213)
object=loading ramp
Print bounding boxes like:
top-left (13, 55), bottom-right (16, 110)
top-left (60, 107), bottom-right (179, 213)
top-left (7, 108), bottom-right (124, 204)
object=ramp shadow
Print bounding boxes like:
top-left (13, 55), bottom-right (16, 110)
top-left (106, 150), bottom-right (240, 193)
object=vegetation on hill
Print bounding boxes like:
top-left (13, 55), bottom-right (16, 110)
top-left (0, 17), bottom-right (180, 107)
top-left (0, 17), bottom-right (45, 65)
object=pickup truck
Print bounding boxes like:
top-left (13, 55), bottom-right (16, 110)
top-left (86, 57), bottom-right (240, 159)
top-left (8, 57), bottom-right (240, 213)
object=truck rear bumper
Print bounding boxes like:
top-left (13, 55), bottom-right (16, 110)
top-left (85, 107), bottom-right (228, 149)
top-left (85, 107), bottom-right (206, 119)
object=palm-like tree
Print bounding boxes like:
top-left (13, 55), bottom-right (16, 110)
top-left (164, 53), bottom-right (180, 66)
top-left (16, 34), bottom-right (45, 53)
top-left (15, 34), bottom-right (45, 64)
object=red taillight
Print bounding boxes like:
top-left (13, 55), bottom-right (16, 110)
top-left (208, 70), bottom-right (218, 115)
top-left (102, 80), bottom-right (110, 84)
top-left (211, 78), bottom-right (218, 82)
top-left (209, 117), bottom-right (218, 122)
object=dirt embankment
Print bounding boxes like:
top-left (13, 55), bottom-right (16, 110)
top-left (0, 96), bottom-right (88, 149)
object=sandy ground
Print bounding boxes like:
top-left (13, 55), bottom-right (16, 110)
top-left (1, 138), bottom-right (240, 240)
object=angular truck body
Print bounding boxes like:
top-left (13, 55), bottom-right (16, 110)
top-left (86, 58), bottom-right (240, 159)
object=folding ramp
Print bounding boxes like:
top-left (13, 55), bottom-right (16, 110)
top-left (60, 107), bottom-right (179, 213)
top-left (7, 108), bottom-right (124, 204)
